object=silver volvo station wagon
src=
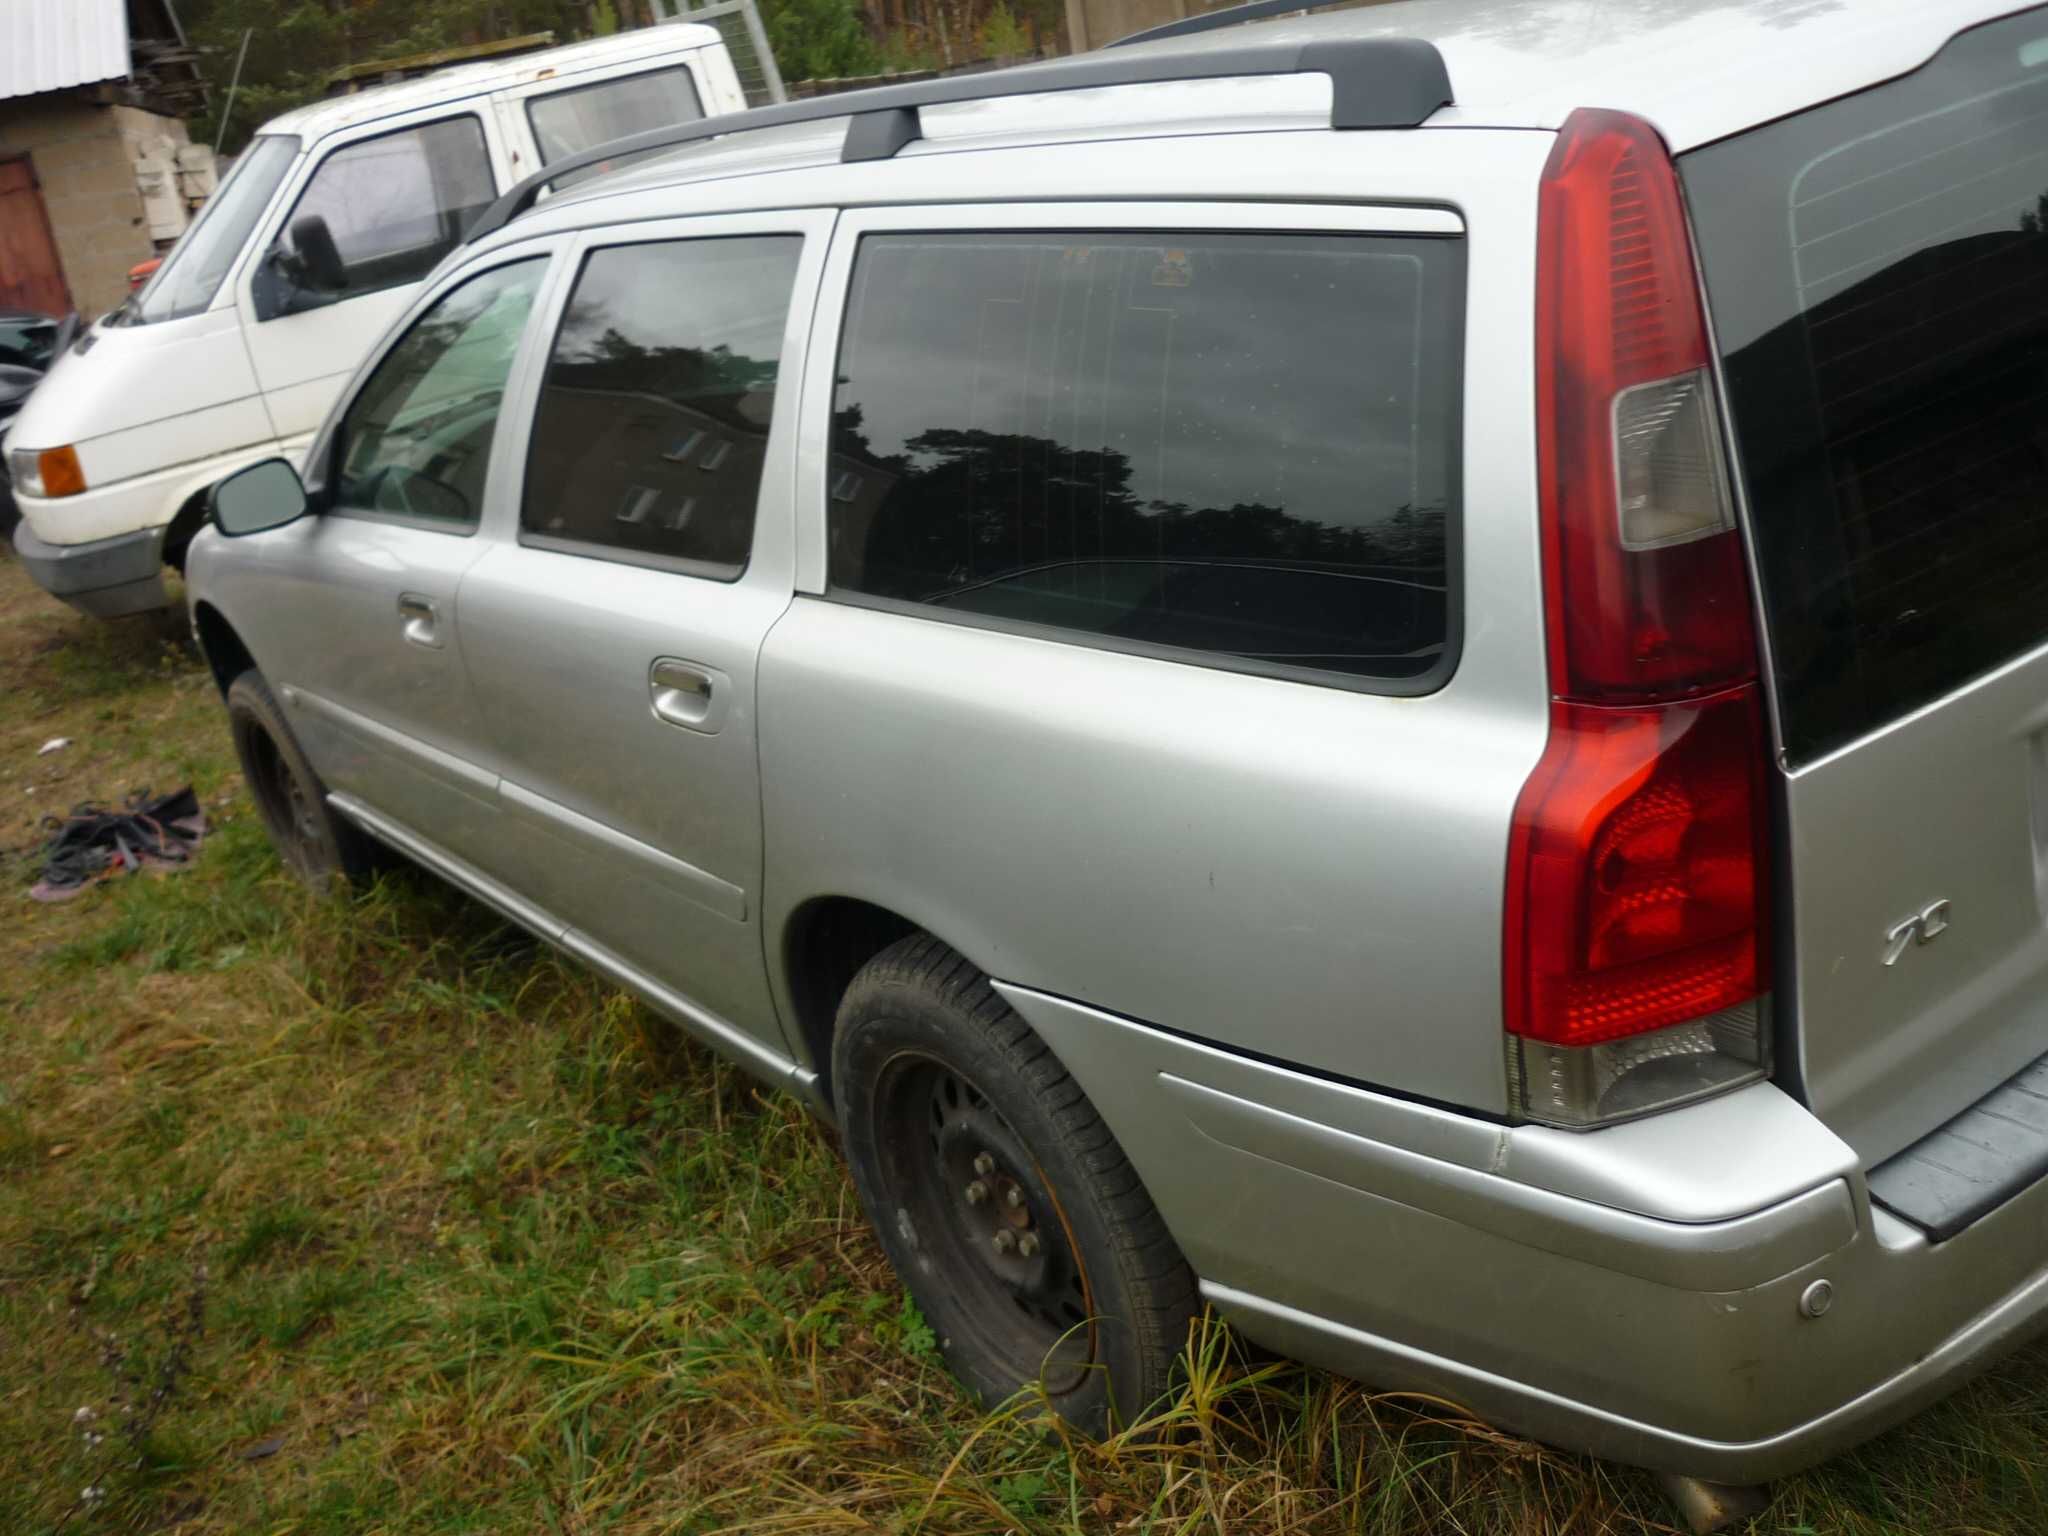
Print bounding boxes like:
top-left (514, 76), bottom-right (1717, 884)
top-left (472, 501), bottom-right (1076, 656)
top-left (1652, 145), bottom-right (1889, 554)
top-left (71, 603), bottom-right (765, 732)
top-left (183, 0), bottom-right (2048, 1496)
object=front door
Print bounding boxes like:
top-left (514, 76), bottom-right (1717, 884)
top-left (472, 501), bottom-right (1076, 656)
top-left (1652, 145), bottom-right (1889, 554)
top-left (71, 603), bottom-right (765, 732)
top-left (238, 111), bottom-right (508, 451)
top-left (456, 211), bottom-right (831, 1057)
top-left (228, 254), bottom-right (554, 858)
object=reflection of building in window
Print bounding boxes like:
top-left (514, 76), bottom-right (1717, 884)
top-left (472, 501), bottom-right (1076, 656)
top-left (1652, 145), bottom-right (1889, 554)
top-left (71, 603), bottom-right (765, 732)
top-left (520, 235), bottom-right (805, 574)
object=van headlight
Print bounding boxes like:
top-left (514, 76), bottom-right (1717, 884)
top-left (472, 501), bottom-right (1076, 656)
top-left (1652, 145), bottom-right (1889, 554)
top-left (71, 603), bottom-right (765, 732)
top-left (9, 445), bottom-right (86, 499)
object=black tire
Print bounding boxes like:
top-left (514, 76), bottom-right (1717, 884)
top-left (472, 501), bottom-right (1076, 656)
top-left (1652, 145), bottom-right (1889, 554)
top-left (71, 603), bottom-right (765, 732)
top-left (226, 668), bottom-right (376, 888)
top-left (833, 935), bottom-right (1198, 1433)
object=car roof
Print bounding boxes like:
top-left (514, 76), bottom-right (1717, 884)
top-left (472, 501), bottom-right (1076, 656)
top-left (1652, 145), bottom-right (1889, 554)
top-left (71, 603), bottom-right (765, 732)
top-left (525, 0), bottom-right (2023, 228)
top-left (1112, 0), bottom-right (2029, 150)
top-left (258, 23), bottom-right (723, 144)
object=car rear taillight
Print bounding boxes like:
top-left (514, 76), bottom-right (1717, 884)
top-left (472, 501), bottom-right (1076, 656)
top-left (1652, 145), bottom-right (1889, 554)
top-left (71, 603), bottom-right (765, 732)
top-left (1506, 108), bottom-right (1771, 1128)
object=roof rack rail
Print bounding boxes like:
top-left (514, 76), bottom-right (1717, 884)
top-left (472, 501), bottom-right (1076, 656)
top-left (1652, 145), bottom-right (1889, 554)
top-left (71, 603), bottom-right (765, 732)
top-left (1110, 0), bottom-right (1373, 49)
top-left (463, 34), bottom-right (1451, 245)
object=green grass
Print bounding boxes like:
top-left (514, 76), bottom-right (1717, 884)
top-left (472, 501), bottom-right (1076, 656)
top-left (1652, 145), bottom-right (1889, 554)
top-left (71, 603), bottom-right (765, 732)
top-left (3, 548), bottom-right (2048, 1534)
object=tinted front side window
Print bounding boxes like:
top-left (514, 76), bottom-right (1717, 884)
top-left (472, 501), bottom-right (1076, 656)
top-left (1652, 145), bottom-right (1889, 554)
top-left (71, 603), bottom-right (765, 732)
top-left (277, 118), bottom-right (495, 309)
top-left (337, 258), bottom-right (546, 528)
top-left (1685, 8), bottom-right (2048, 763)
top-left (522, 236), bottom-right (801, 575)
top-left (527, 67), bottom-right (704, 189)
top-left (828, 233), bottom-right (1460, 683)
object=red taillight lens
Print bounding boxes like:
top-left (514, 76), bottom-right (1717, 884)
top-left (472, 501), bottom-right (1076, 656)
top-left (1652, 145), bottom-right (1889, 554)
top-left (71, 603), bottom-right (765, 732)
top-left (1509, 109), bottom-right (1771, 1118)
top-left (1535, 108), bottom-right (1753, 703)
top-left (1505, 688), bottom-right (1767, 1048)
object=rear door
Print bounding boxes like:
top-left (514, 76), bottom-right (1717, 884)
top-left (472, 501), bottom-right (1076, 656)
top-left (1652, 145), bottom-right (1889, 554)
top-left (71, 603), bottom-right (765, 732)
top-left (455, 209), bottom-right (833, 1066)
top-left (1684, 5), bottom-right (2048, 1164)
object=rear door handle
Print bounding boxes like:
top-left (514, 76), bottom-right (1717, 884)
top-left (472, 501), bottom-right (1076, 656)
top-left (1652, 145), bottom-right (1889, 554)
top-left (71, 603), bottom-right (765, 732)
top-left (397, 592), bottom-right (442, 649)
top-left (649, 657), bottom-right (730, 733)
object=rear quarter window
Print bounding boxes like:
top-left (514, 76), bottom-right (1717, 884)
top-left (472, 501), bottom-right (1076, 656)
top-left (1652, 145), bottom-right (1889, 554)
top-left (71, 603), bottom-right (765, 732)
top-left (824, 229), bottom-right (1463, 688)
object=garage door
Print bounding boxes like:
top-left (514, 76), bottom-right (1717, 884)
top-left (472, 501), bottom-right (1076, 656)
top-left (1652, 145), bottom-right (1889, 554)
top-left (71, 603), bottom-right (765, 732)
top-left (0, 155), bottom-right (72, 316)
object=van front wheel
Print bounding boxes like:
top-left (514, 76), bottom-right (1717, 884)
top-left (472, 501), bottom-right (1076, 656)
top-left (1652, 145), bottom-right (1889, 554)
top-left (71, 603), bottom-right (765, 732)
top-left (832, 935), bottom-right (1198, 1433)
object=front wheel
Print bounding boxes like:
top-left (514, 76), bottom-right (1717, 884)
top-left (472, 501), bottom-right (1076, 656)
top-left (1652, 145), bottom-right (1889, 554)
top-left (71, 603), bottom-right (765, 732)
top-left (226, 669), bottom-right (376, 888)
top-left (832, 935), bottom-right (1198, 1433)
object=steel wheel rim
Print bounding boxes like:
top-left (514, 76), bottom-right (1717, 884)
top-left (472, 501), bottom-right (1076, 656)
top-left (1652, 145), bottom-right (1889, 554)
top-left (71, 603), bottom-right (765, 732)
top-left (873, 1048), bottom-right (1098, 1394)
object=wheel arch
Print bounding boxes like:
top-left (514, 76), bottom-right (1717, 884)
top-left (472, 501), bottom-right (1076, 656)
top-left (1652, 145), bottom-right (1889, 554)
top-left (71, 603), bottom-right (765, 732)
top-left (779, 894), bottom-right (955, 1105)
top-left (191, 599), bottom-right (256, 697)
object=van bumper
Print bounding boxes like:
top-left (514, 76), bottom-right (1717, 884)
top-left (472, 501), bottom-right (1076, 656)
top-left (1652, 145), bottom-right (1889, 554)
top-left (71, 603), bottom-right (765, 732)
top-left (997, 983), bottom-right (2048, 1483)
top-left (9, 519), bottom-right (167, 618)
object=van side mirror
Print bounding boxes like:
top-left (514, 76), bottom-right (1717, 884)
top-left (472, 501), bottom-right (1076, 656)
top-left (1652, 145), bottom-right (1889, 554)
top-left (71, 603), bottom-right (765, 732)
top-left (209, 458), bottom-right (310, 537)
top-left (289, 214), bottom-right (348, 292)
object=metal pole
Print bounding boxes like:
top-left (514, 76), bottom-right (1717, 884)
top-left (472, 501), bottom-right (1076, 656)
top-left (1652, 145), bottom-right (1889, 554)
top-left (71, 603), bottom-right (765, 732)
top-left (735, 0), bottom-right (788, 103)
top-left (213, 28), bottom-right (253, 158)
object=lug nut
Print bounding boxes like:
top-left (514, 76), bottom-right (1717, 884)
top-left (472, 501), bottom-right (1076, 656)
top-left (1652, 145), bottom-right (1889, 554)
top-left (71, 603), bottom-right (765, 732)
top-left (964, 1180), bottom-right (988, 1205)
top-left (992, 1230), bottom-right (1017, 1255)
top-left (973, 1152), bottom-right (995, 1177)
top-left (1018, 1232), bottom-right (1040, 1258)
top-left (1005, 1186), bottom-right (1026, 1210)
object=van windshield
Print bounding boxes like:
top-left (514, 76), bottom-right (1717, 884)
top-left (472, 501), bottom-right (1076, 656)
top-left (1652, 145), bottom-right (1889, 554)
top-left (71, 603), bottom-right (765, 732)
top-left (124, 134), bottom-right (301, 326)
top-left (1684, 9), bottom-right (2048, 764)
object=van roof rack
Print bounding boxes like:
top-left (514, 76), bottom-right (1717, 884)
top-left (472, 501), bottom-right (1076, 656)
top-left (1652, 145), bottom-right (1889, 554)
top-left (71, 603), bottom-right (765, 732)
top-left (1109, 0), bottom-right (1377, 49)
top-left (463, 34), bottom-right (1452, 245)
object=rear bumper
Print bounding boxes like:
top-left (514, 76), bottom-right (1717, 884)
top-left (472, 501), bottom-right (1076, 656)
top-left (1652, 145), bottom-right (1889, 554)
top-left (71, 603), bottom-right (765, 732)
top-left (9, 519), bottom-right (167, 618)
top-left (998, 983), bottom-right (2048, 1483)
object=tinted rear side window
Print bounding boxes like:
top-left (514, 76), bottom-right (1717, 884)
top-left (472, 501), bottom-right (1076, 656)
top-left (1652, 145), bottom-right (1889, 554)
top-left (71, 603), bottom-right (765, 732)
top-left (1685, 8), bottom-right (2048, 764)
top-left (826, 231), bottom-right (1462, 686)
top-left (522, 235), bottom-right (801, 576)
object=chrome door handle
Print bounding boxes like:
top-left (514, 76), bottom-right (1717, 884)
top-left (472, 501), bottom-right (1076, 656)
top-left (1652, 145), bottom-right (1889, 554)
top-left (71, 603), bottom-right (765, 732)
top-left (650, 657), bottom-right (715, 728)
top-left (397, 592), bottom-right (442, 649)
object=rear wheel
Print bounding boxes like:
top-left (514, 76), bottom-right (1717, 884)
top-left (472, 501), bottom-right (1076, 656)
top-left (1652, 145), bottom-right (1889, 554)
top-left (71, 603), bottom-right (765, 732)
top-left (226, 669), bottom-right (375, 888)
top-left (833, 935), bottom-right (1198, 1432)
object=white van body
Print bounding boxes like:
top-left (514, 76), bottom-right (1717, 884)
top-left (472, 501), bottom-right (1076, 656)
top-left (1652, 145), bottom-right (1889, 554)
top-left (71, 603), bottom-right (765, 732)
top-left (3, 24), bottom-right (747, 618)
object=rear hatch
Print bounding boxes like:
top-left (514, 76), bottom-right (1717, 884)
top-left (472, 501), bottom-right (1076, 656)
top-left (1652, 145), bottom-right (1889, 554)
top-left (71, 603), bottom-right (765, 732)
top-left (1683, 6), bottom-right (2048, 1168)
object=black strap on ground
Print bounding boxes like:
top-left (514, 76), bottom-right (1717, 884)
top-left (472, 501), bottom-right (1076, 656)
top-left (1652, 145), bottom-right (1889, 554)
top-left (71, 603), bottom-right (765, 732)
top-left (35, 786), bottom-right (204, 892)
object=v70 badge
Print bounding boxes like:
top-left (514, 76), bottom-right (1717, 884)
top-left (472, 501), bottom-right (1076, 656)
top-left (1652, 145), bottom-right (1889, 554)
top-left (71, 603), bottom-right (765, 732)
top-left (1883, 900), bottom-right (1952, 967)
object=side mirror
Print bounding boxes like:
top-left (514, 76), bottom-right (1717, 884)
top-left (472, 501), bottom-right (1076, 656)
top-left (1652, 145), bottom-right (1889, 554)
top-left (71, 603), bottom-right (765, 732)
top-left (209, 458), bottom-right (310, 537)
top-left (289, 214), bottom-right (348, 292)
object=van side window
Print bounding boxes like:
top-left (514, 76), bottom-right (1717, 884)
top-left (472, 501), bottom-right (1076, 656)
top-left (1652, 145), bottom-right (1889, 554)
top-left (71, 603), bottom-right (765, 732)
top-left (826, 231), bottom-right (1463, 685)
top-left (335, 258), bottom-right (547, 531)
top-left (521, 235), bottom-right (802, 576)
top-left (272, 117), bottom-right (496, 313)
top-left (526, 67), bottom-right (704, 191)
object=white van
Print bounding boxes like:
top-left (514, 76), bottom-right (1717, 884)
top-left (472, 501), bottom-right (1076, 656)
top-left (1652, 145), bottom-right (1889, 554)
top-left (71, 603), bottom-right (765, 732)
top-left (2, 24), bottom-right (747, 618)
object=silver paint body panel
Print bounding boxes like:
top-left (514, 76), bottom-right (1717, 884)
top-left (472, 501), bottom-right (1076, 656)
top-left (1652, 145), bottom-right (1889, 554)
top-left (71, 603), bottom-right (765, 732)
top-left (184, 0), bottom-right (2048, 1479)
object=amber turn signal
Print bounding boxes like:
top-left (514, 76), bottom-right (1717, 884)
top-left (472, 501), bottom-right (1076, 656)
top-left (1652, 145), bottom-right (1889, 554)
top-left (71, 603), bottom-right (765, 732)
top-left (38, 445), bottom-right (87, 499)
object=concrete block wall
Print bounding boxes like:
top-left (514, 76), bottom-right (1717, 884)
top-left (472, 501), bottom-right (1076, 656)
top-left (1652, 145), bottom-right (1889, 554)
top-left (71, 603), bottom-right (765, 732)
top-left (0, 91), bottom-right (165, 319)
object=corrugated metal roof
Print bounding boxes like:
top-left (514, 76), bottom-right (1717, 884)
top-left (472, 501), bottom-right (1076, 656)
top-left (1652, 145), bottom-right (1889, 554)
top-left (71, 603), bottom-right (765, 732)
top-left (0, 0), bottom-right (132, 103)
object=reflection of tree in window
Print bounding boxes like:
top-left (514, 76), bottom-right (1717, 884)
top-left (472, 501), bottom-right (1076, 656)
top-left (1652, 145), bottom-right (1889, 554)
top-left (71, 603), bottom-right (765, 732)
top-left (521, 237), bottom-right (802, 573)
top-left (829, 233), bottom-right (1461, 679)
top-left (337, 260), bottom-right (544, 526)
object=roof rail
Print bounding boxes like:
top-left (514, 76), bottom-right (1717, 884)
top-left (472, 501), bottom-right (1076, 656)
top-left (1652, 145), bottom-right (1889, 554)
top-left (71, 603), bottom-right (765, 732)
top-left (463, 35), bottom-right (1452, 245)
top-left (1110, 0), bottom-right (1371, 49)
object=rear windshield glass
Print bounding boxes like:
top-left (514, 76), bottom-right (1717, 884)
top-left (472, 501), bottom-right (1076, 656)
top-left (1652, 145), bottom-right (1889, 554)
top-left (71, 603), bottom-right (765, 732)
top-left (1685, 7), bottom-right (2048, 765)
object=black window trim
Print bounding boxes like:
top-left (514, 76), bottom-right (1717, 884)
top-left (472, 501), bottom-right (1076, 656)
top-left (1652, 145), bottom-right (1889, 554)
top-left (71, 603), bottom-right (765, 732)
top-left (325, 249), bottom-right (555, 539)
top-left (513, 230), bottom-right (808, 583)
top-left (262, 110), bottom-right (499, 324)
top-left (818, 224), bottom-right (1468, 700)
